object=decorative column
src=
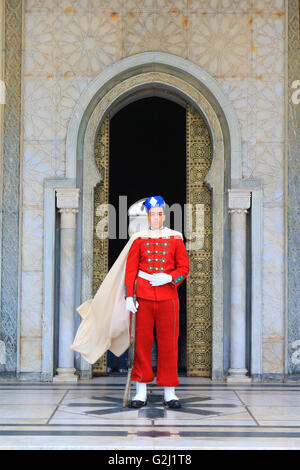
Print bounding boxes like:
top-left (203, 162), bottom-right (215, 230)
top-left (54, 188), bottom-right (80, 382)
top-left (227, 189), bottom-right (252, 383)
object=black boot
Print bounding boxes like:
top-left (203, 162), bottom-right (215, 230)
top-left (130, 399), bottom-right (147, 408)
top-left (163, 399), bottom-right (181, 409)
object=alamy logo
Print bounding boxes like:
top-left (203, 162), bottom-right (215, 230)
top-left (0, 80), bottom-right (5, 104)
top-left (95, 196), bottom-right (205, 251)
top-left (291, 80), bottom-right (300, 104)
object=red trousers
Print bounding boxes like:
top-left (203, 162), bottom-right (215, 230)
top-left (130, 297), bottom-right (180, 387)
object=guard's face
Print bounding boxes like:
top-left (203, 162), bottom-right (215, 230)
top-left (147, 206), bottom-right (165, 230)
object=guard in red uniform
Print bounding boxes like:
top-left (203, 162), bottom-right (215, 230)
top-left (124, 196), bottom-right (190, 408)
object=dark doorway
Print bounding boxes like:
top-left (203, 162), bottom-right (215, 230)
top-left (108, 95), bottom-right (187, 374)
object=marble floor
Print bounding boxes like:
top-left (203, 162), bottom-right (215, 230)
top-left (1, 376), bottom-right (300, 449)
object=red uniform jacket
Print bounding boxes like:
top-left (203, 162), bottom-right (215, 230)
top-left (124, 234), bottom-right (190, 301)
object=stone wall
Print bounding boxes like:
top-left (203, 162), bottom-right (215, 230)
top-left (2, 0), bottom-right (287, 377)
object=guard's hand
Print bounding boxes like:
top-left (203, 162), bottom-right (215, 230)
top-left (149, 273), bottom-right (172, 286)
top-left (125, 296), bottom-right (139, 313)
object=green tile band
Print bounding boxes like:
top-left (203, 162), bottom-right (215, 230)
top-left (1, 0), bottom-right (23, 374)
top-left (174, 275), bottom-right (183, 284)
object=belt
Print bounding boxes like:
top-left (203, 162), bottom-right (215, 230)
top-left (137, 270), bottom-right (154, 281)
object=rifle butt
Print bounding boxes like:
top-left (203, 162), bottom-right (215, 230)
top-left (122, 366), bottom-right (133, 408)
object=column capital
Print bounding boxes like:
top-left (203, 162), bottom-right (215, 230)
top-left (228, 189), bottom-right (251, 212)
top-left (55, 187), bottom-right (80, 212)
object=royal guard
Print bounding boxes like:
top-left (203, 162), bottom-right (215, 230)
top-left (70, 195), bottom-right (189, 410)
top-left (125, 196), bottom-right (190, 409)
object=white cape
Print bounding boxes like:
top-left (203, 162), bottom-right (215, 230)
top-left (70, 227), bottom-right (183, 364)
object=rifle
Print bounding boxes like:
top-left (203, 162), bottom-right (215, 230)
top-left (122, 280), bottom-right (137, 408)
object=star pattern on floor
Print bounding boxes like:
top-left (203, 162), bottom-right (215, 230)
top-left (66, 392), bottom-right (239, 418)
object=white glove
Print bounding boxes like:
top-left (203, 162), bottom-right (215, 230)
top-left (125, 296), bottom-right (139, 313)
top-left (149, 273), bottom-right (172, 287)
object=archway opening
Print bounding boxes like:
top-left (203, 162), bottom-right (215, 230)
top-left (108, 95), bottom-right (187, 374)
top-left (92, 90), bottom-right (214, 378)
